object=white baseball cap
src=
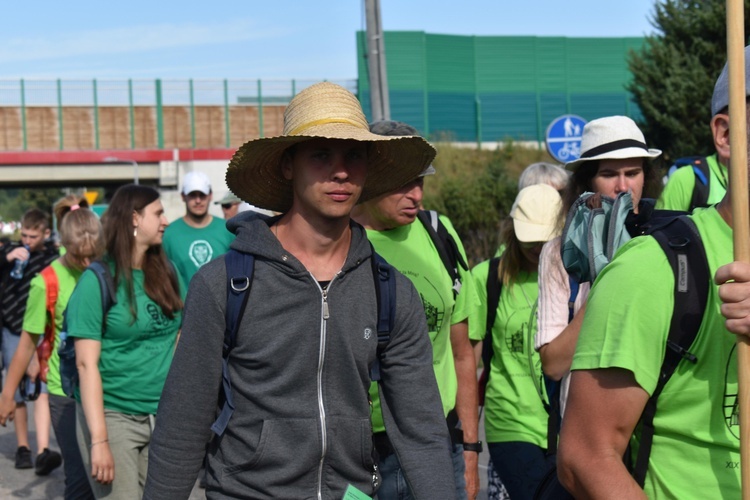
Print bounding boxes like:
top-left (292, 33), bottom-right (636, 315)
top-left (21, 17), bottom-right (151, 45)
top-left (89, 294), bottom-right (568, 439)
top-left (182, 171), bottom-right (211, 195)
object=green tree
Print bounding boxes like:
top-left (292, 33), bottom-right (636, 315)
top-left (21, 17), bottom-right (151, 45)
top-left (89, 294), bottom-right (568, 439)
top-left (627, 0), bottom-right (750, 164)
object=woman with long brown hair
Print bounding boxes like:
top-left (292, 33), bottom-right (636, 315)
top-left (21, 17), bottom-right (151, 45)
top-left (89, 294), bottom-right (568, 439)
top-left (66, 184), bottom-right (184, 499)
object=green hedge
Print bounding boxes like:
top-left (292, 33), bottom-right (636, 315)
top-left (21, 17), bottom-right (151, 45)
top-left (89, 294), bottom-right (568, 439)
top-left (423, 142), bottom-right (555, 266)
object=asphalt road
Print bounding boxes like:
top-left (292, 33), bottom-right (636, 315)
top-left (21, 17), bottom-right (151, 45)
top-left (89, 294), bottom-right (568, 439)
top-left (0, 402), bottom-right (490, 499)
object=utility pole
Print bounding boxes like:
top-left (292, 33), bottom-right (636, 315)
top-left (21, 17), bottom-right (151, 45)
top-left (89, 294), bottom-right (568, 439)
top-left (365, 0), bottom-right (390, 121)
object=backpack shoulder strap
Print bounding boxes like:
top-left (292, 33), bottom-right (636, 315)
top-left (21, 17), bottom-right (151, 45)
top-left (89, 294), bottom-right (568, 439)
top-left (567, 275), bottom-right (580, 324)
top-left (417, 210), bottom-right (468, 296)
top-left (632, 216), bottom-right (709, 486)
top-left (87, 260), bottom-right (118, 333)
top-left (41, 266), bottom-right (59, 340)
top-left (370, 247), bottom-right (396, 382)
top-left (479, 256), bottom-right (502, 401)
top-left (212, 249), bottom-right (255, 436)
top-left (689, 157), bottom-right (710, 210)
top-left (484, 256), bottom-right (502, 341)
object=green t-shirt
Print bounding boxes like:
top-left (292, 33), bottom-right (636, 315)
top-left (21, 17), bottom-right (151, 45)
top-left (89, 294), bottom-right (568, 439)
top-left (572, 206), bottom-right (739, 498)
top-left (66, 264), bottom-right (183, 415)
top-left (656, 154), bottom-right (728, 211)
top-left (162, 216), bottom-right (234, 285)
top-left (22, 259), bottom-right (82, 397)
top-left (366, 215), bottom-right (477, 433)
top-left (469, 262), bottom-right (547, 446)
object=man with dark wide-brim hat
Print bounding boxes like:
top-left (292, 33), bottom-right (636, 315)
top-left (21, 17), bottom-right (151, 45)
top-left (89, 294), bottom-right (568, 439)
top-left (145, 82), bottom-right (455, 499)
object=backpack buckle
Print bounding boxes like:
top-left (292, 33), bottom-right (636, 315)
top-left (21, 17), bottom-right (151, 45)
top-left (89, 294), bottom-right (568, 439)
top-left (230, 277), bottom-right (250, 292)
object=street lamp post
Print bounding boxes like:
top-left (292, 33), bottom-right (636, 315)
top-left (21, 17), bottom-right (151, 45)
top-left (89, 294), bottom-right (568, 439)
top-left (103, 156), bottom-right (139, 185)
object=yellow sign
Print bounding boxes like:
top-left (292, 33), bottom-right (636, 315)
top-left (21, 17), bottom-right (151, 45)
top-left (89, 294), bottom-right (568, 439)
top-left (83, 191), bottom-right (98, 205)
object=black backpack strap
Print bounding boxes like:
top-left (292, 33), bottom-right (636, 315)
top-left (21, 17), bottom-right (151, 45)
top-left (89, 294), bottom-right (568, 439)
top-left (369, 247), bottom-right (396, 382)
top-left (88, 260), bottom-right (118, 324)
top-left (689, 157), bottom-right (710, 210)
top-left (478, 257), bottom-right (502, 406)
top-left (632, 216), bottom-right (709, 486)
top-left (212, 249), bottom-right (255, 436)
top-left (567, 275), bottom-right (580, 323)
top-left (417, 210), bottom-right (468, 297)
top-left (482, 257), bottom-right (502, 370)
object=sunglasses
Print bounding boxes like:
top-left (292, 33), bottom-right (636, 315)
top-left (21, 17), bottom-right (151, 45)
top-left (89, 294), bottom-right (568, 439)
top-left (221, 203), bottom-right (235, 210)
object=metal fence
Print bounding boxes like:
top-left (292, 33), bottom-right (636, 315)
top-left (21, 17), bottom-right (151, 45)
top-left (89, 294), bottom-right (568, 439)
top-left (0, 79), bottom-right (358, 151)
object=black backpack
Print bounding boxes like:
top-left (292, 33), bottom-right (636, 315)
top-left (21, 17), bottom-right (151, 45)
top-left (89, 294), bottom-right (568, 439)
top-left (211, 247), bottom-right (397, 437)
top-left (534, 215), bottom-right (710, 499)
top-left (59, 260), bottom-right (118, 397)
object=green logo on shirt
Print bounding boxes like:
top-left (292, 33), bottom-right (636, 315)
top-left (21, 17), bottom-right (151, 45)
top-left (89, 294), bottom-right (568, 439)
top-left (189, 240), bottom-right (213, 268)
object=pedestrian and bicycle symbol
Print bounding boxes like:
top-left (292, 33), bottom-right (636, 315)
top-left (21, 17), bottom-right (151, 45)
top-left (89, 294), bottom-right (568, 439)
top-left (546, 115), bottom-right (587, 163)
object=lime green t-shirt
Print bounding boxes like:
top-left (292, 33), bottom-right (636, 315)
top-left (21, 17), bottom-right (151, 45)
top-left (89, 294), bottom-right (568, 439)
top-left (656, 154), bottom-right (728, 211)
top-left (366, 215), bottom-right (477, 433)
top-left (469, 262), bottom-right (547, 446)
top-left (22, 259), bottom-right (82, 397)
top-left (162, 216), bottom-right (234, 285)
top-left (572, 206), bottom-right (739, 498)
top-left (67, 264), bottom-right (183, 415)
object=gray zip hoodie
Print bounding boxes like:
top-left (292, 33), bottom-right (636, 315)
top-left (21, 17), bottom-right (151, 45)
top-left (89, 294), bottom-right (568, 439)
top-left (144, 213), bottom-right (455, 499)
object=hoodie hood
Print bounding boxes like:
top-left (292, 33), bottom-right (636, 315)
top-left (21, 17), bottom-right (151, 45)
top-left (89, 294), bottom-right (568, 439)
top-left (225, 211), bottom-right (374, 274)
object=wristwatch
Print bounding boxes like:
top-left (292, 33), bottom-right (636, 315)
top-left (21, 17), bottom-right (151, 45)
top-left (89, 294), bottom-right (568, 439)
top-left (462, 441), bottom-right (483, 453)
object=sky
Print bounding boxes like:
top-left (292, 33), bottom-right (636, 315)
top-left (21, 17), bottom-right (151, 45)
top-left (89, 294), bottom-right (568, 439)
top-left (0, 0), bottom-right (659, 80)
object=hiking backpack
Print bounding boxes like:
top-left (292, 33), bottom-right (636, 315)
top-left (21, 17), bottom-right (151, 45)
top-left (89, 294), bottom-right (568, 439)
top-left (37, 265), bottom-right (60, 383)
top-left (534, 203), bottom-right (710, 499)
top-left (416, 210), bottom-right (469, 297)
top-left (665, 156), bottom-right (712, 211)
top-left (58, 260), bottom-right (118, 397)
top-left (211, 247), bottom-right (397, 437)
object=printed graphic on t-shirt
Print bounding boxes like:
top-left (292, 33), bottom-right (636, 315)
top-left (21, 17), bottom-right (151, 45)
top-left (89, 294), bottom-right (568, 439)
top-left (420, 276), bottom-right (447, 334)
top-left (189, 240), bottom-right (214, 267)
top-left (146, 303), bottom-right (170, 330)
top-left (724, 344), bottom-right (740, 439)
top-left (502, 309), bottom-right (528, 356)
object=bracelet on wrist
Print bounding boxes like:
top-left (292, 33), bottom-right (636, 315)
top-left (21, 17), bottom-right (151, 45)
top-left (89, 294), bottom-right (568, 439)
top-left (462, 441), bottom-right (483, 453)
top-left (90, 439), bottom-right (108, 448)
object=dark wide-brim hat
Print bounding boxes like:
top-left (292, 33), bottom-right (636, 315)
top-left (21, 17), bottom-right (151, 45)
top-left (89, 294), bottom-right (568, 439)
top-left (226, 82), bottom-right (436, 213)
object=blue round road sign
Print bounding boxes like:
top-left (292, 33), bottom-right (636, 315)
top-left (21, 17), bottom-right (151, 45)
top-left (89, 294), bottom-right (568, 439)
top-left (545, 115), bottom-right (587, 164)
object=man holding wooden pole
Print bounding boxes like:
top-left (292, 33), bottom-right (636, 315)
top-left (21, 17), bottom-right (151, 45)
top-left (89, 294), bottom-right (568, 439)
top-left (556, 45), bottom-right (749, 498)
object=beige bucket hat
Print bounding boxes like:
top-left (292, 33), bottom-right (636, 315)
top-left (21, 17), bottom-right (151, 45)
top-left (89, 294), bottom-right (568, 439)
top-left (226, 82), bottom-right (436, 213)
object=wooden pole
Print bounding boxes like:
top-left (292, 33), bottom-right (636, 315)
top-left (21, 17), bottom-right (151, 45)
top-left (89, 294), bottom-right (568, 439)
top-left (727, 1), bottom-right (750, 498)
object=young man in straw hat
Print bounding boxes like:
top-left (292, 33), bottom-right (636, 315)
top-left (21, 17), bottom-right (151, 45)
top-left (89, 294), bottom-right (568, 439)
top-left (144, 82), bottom-right (455, 499)
top-left (351, 120), bottom-right (480, 500)
top-left (557, 48), bottom-right (750, 498)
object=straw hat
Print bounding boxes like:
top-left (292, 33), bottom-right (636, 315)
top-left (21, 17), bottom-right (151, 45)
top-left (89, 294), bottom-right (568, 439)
top-left (510, 184), bottom-right (562, 243)
top-left (226, 82), bottom-right (436, 213)
top-left (564, 116), bottom-right (661, 171)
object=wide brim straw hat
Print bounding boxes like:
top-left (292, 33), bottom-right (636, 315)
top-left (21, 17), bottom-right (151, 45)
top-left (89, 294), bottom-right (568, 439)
top-left (226, 82), bottom-right (436, 213)
top-left (564, 115), bottom-right (661, 171)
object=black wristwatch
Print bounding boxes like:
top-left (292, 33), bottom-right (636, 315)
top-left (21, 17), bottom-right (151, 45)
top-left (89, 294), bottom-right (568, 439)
top-left (463, 441), bottom-right (483, 453)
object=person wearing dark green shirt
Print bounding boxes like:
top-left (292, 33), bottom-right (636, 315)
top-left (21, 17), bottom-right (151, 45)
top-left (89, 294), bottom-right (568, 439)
top-left (162, 171), bottom-right (234, 285)
top-left (69, 185), bottom-right (184, 500)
